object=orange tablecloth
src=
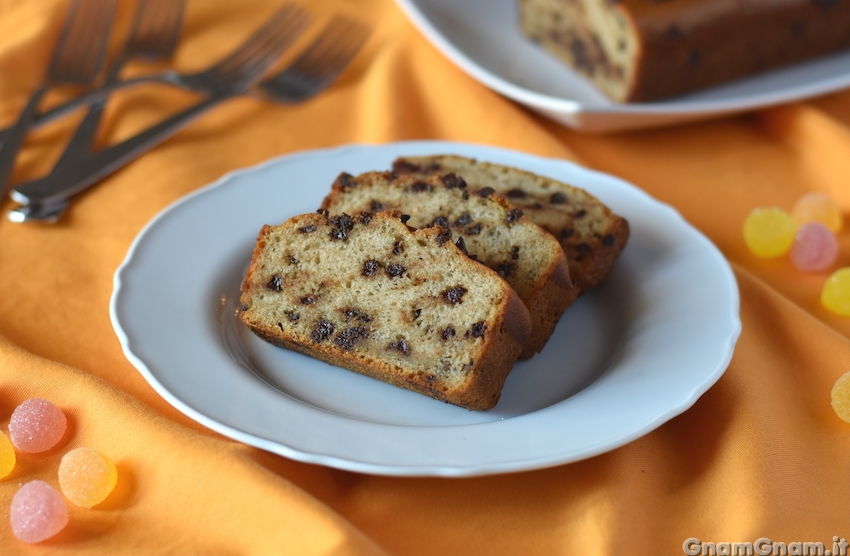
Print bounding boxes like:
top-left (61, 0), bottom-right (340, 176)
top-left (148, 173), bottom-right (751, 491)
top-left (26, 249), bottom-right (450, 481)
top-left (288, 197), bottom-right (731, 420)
top-left (2, 0), bottom-right (850, 553)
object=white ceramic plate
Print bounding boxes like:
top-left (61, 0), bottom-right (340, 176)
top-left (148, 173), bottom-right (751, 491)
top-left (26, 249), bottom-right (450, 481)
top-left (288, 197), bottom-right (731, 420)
top-left (393, 0), bottom-right (850, 133)
top-left (111, 141), bottom-right (740, 476)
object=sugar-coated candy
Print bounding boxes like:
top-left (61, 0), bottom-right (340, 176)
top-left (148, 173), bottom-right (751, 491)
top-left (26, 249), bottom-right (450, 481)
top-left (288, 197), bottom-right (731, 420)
top-left (10, 480), bottom-right (69, 543)
top-left (743, 207), bottom-right (797, 258)
top-left (790, 222), bottom-right (839, 272)
top-left (58, 447), bottom-right (118, 508)
top-left (0, 430), bottom-right (15, 479)
top-left (822, 268), bottom-right (850, 316)
top-left (832, 371), bottom-right (850, 423)
top-left (8, 398), bottom-right (67, 453)
top-left (792, 192), bottom-right (843, 233)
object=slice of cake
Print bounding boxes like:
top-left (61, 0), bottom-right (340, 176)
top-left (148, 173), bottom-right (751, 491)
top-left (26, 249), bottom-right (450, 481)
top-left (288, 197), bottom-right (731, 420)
top-left (391, 155), bottom-right (629, 295)
top-left (320, 171), bottom-right (576, 359)
top-left (239, 211), bottom-right (532, 411)
top-left (518, 0), bottom-right (850, 102)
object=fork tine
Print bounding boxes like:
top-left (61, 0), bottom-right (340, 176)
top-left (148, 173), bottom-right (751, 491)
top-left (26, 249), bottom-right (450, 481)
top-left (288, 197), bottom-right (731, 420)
top-left (218, 11), bottom-right (312, 85)
top-left (287, 16), bottom-right (371, 83)
top-left (49, 0), bottom-right (117, 83)
top-left (127, 0), bottom-right (186, 58)
top-left (213, 4), bottom-right (309, 75)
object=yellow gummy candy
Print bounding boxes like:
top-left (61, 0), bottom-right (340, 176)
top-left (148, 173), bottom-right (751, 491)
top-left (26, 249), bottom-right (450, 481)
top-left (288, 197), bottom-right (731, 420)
top-left (58, 447), bottom-right (118, 508)
top-left (743, 207), bottom-right (797, 258)
top-left (832, 372), bottom-right (850, 423)
top-left (822, 268), bottom-right (850, 317)
top-left (0, 430), bottom-right (15, 479)
top-left (792, 192), bottom-right (843, 233)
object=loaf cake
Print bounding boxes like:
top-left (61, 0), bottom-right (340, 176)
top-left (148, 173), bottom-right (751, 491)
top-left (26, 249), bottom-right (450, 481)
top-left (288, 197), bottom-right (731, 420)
top-left (239, 210), bottom-right (532, 411)
top-left (391, 155), bottom-right (628, 295)
top-left (518, 0), bottom-right (850, 102)
top-left (320, 171), bottom-right (576, 359)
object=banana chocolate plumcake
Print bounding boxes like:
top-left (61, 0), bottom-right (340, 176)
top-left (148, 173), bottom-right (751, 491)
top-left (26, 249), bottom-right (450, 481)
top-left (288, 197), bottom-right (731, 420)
top-left (239, 211), bottom-right (532, 411)
top-left (391, 155), bottom-right (628, 295)
top-left (321, 171), bottom-right (576, 359)
top-left (518, 0), bottom-right (850, 102)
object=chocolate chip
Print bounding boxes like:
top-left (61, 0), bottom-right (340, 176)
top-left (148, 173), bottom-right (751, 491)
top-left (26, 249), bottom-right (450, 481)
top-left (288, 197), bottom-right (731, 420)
top-left (455, 236), bottom-right (469, 256)
top-left (385, 264), bottom-right (406, 278)
top-left (506, 208), bottom-right (523, 223)
top-left (442, 286), bottom-right (467, 304)
top-left (453, 212), bottom-right (472, 227)
top-left (550, 192), bottom-right (567, 204)
top-left (441, 326), bottom-right (456, 341)
top-left (574, 209), bottom-right (587, 219)
top-left (559, 228), bottom-right (575, 240)
top-left (511, 246), bottom-right (520, 260)
top-left (466, 321), bottom-right (487, 339)
top-left (467, 223), bottom-right (483, 235)
top-left (340, 307), bottom-right (371, 322)
top-left (298, 225), bottom-right (317, 234)
top-left (506, 188), bottom-right (527, 198)
top-left (387, 339), bottom-right (411, 356)
top-left (431, 215), bottom-right (449, 229)
top-left (329, 213), bottom-right (355, 240)
top-left (602, 234), bottom-right (615, 247)
top-left (392, 241), bottom-right (404, 255)
top-left (311, 319), bottom-right (335, 342)
top-left (300, 295), bottom-right (316, 305)
top-left (316, 209), bottom-right (329, 217)
top-left (410, 181), bottom-right (432, 192)
top-left (492, 261), bottom-right (516, 278)
top-left (435, 228), bottom-right (453, 246)
top-left (413, 308), bottom-right (422, 320)
top-left (576, 243), bottom-right (592, 254)
top-left (441, 173), bottom-right (467, 189)
top-left (267, 274), bottom-right (283, 292)
top-left (392, 161), bottom-right (420, 173)
top-left (688, 48), bottom-right (701, 67)
top-left (569, 38), bottom-right (595, 74)
top-left (289, 256), bottom-right (298, 265)
top-left (335, 172), bottom-right (358, 190)
top-left (358, 212), bottom-right (374, 225)
top-left (400, 214), bottom-right (411, 224)
top-left (392, 160), bottom-right (441, 174)
top-left (477, 187), bottom-right (495, 198)
top-left (362, 259), bottom-right (380, 276)
top-left (370, 200), bottom-right (384, 211)
top-left (664, 25), bottom-right (684, 39)
top-left (334, 326), bottom-right (369, 350)
top-left (285, 310), bottom-right (300, 322)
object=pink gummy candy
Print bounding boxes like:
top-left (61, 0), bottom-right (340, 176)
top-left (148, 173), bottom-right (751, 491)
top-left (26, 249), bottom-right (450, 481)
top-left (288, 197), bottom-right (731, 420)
top-left (790, 222), bottom-right (839, 272)
top-left (8, 398), bottom-right (67, 453)
top-left (10, 480), bottom-right (69, 543)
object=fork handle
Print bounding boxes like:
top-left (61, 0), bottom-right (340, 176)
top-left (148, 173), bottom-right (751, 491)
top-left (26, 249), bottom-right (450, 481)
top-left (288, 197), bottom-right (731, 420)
top-left (0, 73), bottom-right (190, 148)
top-left (0, 86), bottom-right (48, 193)
top-left (11, 95), bottom-right (223, 206)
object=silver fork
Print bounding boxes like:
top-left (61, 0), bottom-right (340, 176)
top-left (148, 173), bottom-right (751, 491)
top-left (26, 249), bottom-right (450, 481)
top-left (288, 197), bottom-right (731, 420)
top-left (56, 0), bottom-right (186, 165)
top-left (9, 4), bottom-right (312, 216)
top-left (0, 2), bottom-right (310, 145)
top-left (257, 15), bottom-right (371, 104)
top-left (0, 0), bottom-right (117, 195)
top-left (10, 14), bottom-right (370, 222)
top-left (9, 0), bottom-right (186, 222)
